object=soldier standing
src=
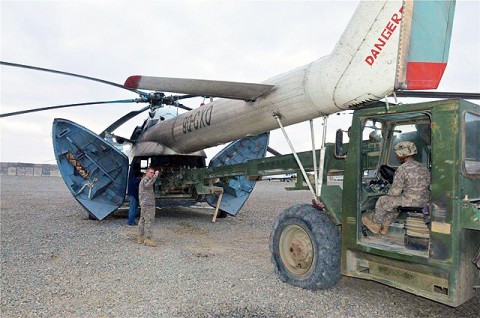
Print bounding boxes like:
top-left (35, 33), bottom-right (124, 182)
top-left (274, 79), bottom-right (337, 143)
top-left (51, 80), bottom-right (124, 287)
top-left (138, 167), bottom-right (159, 247)
top-left (363, 141), bottom-right (430, 235)
top-left (127, 171), bottom-right (142, 226)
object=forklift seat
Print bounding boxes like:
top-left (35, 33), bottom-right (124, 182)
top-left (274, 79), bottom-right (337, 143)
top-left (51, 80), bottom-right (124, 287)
top-left (397, 206), bottom-right (430, 223)
top-left (398, 206), bottom-right (430, 251)
top-left (397, 206), bottom-right (424, 213)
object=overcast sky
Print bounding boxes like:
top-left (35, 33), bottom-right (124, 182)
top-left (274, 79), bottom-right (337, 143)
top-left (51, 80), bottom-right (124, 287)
top-left (1, 0), bottom-right (479, 164)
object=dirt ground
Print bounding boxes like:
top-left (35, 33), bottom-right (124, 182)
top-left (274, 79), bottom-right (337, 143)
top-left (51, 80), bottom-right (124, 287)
top-left (1, 176), bottom-right (479, 317)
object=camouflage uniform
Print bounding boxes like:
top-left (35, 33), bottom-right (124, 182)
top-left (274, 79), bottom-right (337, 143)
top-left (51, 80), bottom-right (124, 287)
top-left (138, 174), bottom-right (158, 239)
top-left (372, 158), bottom-right (430, 225)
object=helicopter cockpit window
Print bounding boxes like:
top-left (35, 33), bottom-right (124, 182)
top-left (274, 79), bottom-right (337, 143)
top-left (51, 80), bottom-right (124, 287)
top-left (140, 159), bottom-right (149, 172)
top-left (464, 112), bottom-right (480, 175)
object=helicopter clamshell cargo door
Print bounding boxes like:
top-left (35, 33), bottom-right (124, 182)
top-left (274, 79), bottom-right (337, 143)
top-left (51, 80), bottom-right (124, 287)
top-left (206, 132), bottom-right (269, 216)
top-left (52, 118), bottom-right (129, 220)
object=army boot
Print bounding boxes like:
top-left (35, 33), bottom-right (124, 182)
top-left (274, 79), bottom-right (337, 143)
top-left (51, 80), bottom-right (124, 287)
top-left (362, 214), bottom-right (381, 234)
top-left (380, 223), bottom-right (390, 235)
top-left (144, 238), bottom-right (157, 247)
top-left (137, 236), bottom-right (145, 244)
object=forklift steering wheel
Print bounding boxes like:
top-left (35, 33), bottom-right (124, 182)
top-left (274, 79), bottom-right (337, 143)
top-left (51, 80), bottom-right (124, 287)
top-left (379, 165), bottom-right (396, 184)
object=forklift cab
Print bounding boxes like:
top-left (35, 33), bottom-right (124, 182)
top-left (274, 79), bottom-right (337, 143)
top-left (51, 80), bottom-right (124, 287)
top-left (338, 99), bottom-right (480, 307)
top-left (356, 113), bottom-right (432, 254)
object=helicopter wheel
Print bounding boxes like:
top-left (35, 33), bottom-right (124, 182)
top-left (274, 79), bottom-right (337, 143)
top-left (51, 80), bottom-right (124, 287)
top-left (216, 210), bottom-right (229, 218)
top-left (87, 212), bottom-right (98, 221)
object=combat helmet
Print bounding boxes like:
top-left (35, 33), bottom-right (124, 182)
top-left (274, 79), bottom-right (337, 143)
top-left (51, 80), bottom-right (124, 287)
top-left (394, 141), bottom-right (417, 157)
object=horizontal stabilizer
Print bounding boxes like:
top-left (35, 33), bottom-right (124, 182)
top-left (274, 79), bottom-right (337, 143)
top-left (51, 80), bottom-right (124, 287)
top-left (124, 76), bottom-right (275, 101)
top-left (396, 0), bottom-right (456, 90)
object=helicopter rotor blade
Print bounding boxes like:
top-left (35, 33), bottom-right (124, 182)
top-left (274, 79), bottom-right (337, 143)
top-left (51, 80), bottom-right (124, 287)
top-left (99, 97), bottom-right (195, 138)
top-left (0, 98), bottom-right (145, 118)
top-left (1, 61), bottom-right (149, 97)
top-left (174, 102), bottom-right (192, 111)
top-left (173, 95), bottom-right (195, 111)
top-left (99, 105), bottom-right (151, 138)
top-left (0, 61), bottom-right (202, 118)
top-left (1, 61), bottom-right (203, 110)
top-left (158, 94), bottom-right (195, 111)
top-left (176, 94), bottom-right (197, 100)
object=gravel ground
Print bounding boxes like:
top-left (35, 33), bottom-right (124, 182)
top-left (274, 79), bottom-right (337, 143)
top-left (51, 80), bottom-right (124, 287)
top-left (1, 175), bottom-right (479, 317)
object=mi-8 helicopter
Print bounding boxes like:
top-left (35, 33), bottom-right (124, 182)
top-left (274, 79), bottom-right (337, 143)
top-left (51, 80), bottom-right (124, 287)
top-left (1, 0), bottom-right (478, 221)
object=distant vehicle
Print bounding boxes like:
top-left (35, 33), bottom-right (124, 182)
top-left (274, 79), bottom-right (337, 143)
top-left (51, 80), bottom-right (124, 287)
top-left (263, 173), bottom-right (296, 182)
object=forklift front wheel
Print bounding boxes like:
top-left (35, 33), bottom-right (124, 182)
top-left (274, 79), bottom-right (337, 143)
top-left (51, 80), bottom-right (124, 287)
top-left (270, 204), bottom-right (341, 290)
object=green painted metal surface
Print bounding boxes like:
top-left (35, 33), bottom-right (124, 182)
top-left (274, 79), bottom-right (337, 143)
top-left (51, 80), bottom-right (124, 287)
top-left (340, 99), bottom-right (480, 307)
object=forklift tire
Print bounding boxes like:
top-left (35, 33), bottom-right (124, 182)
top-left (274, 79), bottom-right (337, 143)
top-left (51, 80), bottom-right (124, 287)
top-left (270, 204), bottom-right (341, 290)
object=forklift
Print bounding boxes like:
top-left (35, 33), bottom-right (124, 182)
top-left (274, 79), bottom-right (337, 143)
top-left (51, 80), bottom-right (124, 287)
top-left (269, 98), bottom-right (479, 307)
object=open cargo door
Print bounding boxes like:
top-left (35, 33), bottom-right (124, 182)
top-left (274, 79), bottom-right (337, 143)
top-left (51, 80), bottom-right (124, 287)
top-left (206, 132), bottom-right (269, 216)
top-left (52, 118), bottom-right (129, 220)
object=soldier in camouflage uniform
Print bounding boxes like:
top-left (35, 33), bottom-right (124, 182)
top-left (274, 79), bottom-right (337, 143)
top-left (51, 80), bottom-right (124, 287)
top-left (138, 167), bottom-right (159, 247)
top-left (363, 141), bottom-right (430, 235)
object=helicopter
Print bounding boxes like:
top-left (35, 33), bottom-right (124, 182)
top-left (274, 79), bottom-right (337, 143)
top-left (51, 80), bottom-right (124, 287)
top-left (1, 0), bottom-right (478, 221)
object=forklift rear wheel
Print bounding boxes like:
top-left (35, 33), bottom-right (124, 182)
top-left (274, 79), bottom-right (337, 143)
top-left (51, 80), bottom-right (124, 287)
top-left (270, 204), bottom-right (341, 290)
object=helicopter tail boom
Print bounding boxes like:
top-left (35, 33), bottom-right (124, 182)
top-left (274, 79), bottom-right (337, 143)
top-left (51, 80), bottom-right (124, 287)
top-left (136, 0), bottom-right (458, 155)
